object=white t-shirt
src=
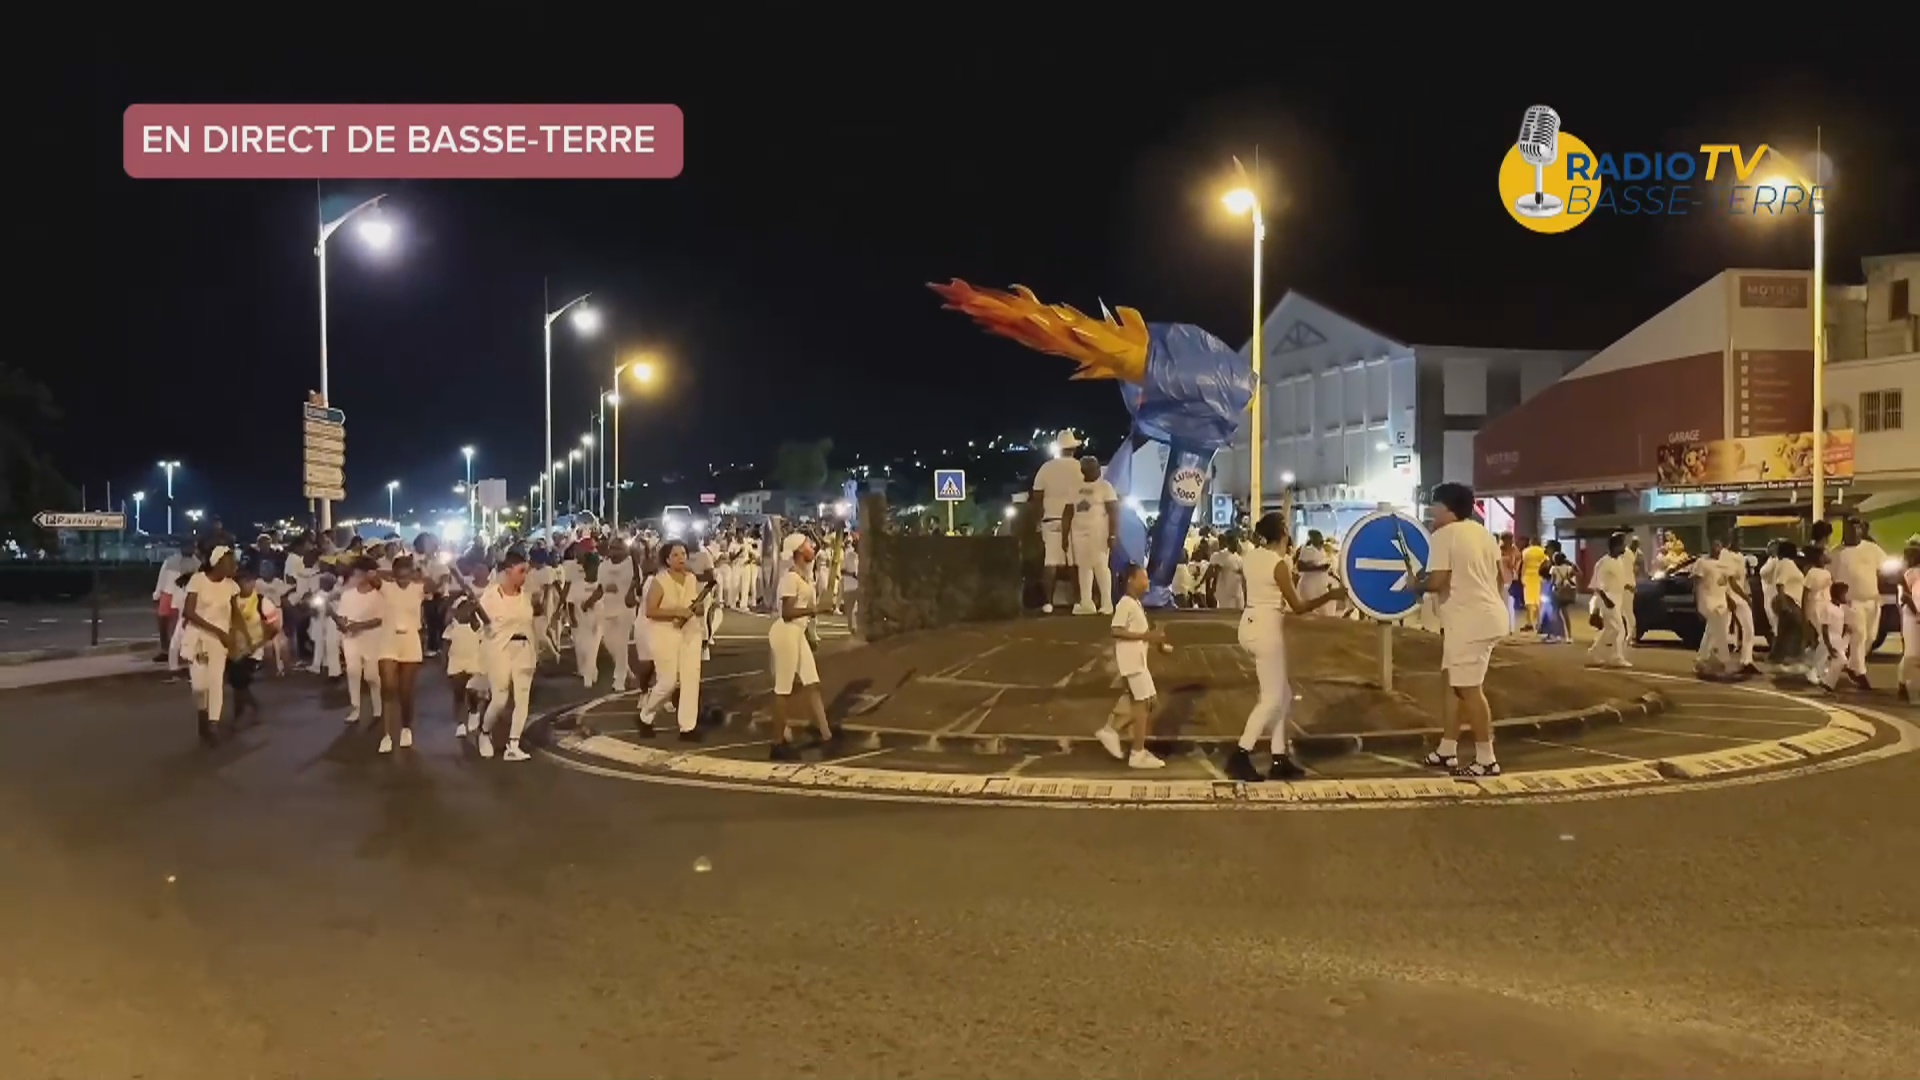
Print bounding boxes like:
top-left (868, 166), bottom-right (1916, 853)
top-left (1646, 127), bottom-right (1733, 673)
top-left (1830, 540), bottom-right (1888, 600)
top-left (479, 584), bottom-right (536, 642)
top-left (1803, 565), bottom-right (1832, 614)
top-left (777, 569), bottom-right (816, 631)
top-left (1172, 562), bottom-right (1195, 595)
top-left (1111, 594), bottom-right (1150, 675)
top-left (1772, 560), bottom-right (1806, 610)
top-left (1295, 545), bottom-right (1331, 577)
top-left (686, 546), bottom-right (714, 576)
top-left (1209, 549), bottom-right (1244, 598)
top-left (158, 554), bottom-right (200, 605)
top-left (1067, 478), bottom-right (1118, 537)
top-left (182, 572), bottom-right (239, 641)
top-left (1716, 549), bottom-right (1752, 605)
top-left (337, 586), bottom-right (385, 633)
top-left (1033, 456), bottom-right (1086, 520)
top-left (840, 550), bottom-right (860, 593)
top-left (1427, 519), bottom-right (1509, 643)
top-left (1693, 556), bottom-right (1728, 614)
top-left (380, 580), bottom-right (424, 635)
top-left (1820, 600), bottom-right (1849, 646)
top-left (1589, 553), bottom-right (1632, 606)
top-left (1243, 546), bottom-right (1286, 611)
top-left (598, 558), bottom-right (637, 613)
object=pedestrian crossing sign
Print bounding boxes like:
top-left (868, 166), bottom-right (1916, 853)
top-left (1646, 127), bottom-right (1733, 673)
top-left (934, 470), bottom-right (967, 502)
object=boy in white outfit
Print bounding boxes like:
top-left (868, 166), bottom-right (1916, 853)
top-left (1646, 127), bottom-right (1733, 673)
top-left (1586, 531), bottom-right (1633, 669)
top-left (1817, 581), bottom-right (1855, 692)
top-left (1095, 564), bottom-right (1166, 770)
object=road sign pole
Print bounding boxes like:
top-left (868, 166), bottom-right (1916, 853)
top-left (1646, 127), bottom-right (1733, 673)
top-left (946, 502), bottom-right (954, 535)
top-left (1377, 619), bottom-right (1393, 692)
top-left (89, 532), bottom-right (102, 647)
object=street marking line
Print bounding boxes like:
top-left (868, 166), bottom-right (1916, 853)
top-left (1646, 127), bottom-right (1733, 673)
top-left (1359, 751), bottom-right (1426, 771)
top-left (1521, 737), bottom-right (1645, 762)
top-left (1661, 701), bottom-right (1825, 714)
top-left (1666, 714), bottom-right (1827, 728)
top-left (1621, 726), bottom-right (1761, 743)
top-left (1193, 752), bottom-right (1229, 780)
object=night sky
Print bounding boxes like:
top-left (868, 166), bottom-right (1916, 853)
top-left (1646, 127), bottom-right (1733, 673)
top-left (55, 39), bottom-right (1919, 525)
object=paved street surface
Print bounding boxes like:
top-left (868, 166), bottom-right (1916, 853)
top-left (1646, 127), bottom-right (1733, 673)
top-left (0, 602), bottom-right (156, 654)
top-left (3, 627), bottom-right (1917, 1078)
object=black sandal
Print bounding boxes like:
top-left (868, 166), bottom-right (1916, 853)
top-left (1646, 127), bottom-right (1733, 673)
top-left (1421, 750), bottom-right (1457, 769)
top-left (1450, 760), bottom-right (1502, 778)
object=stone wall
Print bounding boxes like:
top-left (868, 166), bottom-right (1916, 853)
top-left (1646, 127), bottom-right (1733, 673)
top-left (859, 494), bottom-right (1023, 640)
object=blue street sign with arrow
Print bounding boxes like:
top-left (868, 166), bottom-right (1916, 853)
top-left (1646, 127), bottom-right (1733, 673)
top-left (1339, 507), bottom-right (1431, 622)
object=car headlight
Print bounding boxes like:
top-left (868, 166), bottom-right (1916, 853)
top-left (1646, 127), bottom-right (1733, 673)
top-left (1650, 571), bottom-right (1666, 581)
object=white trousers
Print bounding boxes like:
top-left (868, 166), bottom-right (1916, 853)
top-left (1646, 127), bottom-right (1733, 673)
top-left (482, 639), bottom-right (537, 741)
top-left (1070, 532), bottom-right (1112, 612)
top-left (1899, 612), bottom-right (1920, 690)
top-left (187, 634), bottom-right (229, 721)
top-left (343, 637), bottom-right (382, 716)
top-left (1847, 598), bottom-right (1878, 674)
top-left (597, 612), bottom-right (632, 689)
top-left (311, 616), bottom-right (343, 676)
top-left (736, 566), bottom-right (757, 610)
top-left (1696, 606), bottom-right (1731, 667)
top-left (1818, 636), bottom-right (1852, 688)
top-left (534, 608), bottom-right (560, 660)
top-left (1588, 601), bottom-right (1628, 665)
top-left (168, 615), bottom-right (186, 672)
top-left (1236, 611), bottom-right (1292, 754)
top-left (639, 621), bottom-right (705, 732)
top-left (572, 607), bottom-right (602, 686)
top-left (1728, 595), bottom-right (1756, 666)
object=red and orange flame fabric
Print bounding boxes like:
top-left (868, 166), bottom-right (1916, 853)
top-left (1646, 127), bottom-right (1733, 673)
top-left (927, 279), bottom-right (1150, 384)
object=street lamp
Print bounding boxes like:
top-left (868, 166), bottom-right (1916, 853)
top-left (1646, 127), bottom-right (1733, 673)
top-left (185, 509), bottom-right (204, 527)
top-left (1748, 134), bottom-right (1831, 521)
top-left (542, 281), bottom-right (597, 536)
top-left (386, 480), bottom-right (400, 520)
top-left (315, 189), bottom-right (392, 532)
top-left (157, 460), bottom-right (180, 536)
top-left (581, 433), bottom-right (597, 518)
top-left (610, 355), bottom-right (661, 526)
top-left (131, 491), bottom-right (145, 534)
top-left (567, 449), bottom-right (582, 514)
top-left (1222, 160), bottom-right (1268, 516)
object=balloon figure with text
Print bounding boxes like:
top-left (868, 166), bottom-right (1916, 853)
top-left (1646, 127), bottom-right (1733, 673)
top-left (930, 279), bottom-right (1252, 608)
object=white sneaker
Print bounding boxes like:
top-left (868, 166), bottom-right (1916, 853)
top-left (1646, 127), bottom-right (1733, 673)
top-left (1099, 606), bottom-right (1113, 616)
top-left (478, 737), bottom-right (495, 759)
top-left (344, 708), bottom-right (359, 725)
top-left (1127, 749), bottom-right (1166, 770)
top-left (399, 728), bottom-right (413, 748)
top-left (378, 735), bottom-right (394, 754)
top-left (453, 721), bottom-right (468, 737)
top-left (1094, 727), bottom-right (1124, 760)
top-left (1042, 603), bottom-right (1055, 614)
top-left (502, 741), bottom-right (530, 762)
top-left (1071, 603), bottom-right (1095, 615)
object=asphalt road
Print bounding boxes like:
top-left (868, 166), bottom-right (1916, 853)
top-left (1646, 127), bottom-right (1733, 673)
top-left (2, 637), bottom-right (1916, 1078)
top-left (0, 602), bottom-right (156, 654)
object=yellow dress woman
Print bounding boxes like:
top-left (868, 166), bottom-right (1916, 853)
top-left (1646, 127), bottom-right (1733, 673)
top-left (1519, 540), bottom-right (1547, 632)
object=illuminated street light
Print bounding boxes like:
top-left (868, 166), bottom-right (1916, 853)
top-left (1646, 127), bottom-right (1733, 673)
top-left (543, 283), bottom-right (597, 535)
top-left (131, 491), bottom-right (145, 534)
top-left (1221, 157), bottom-right (1268, 515)
top-left (610, 353), bottom-right (664, 524)
top-left (386, 479), bottom-right (400, 520)
top-left (156, 460), bottom-right (181, 535)
top-left (314, 190), bottom-right (393, 532)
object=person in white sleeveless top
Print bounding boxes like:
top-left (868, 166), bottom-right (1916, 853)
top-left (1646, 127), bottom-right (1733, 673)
top-left (637, 540), bottom-right (712, 741)
top-left (474, 551), bottom-right (539, 762)
top-left (1224, 513), bottom-right (1348, 782)
top-left (769, 533), bottom-right (838, 760)
top-left (1207, 533), bottom-right (1246, 610)
top-left (1295, 530), bottom-right (1335, 613)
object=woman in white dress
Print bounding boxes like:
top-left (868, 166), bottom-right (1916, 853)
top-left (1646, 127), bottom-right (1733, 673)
top-left (636, 540), bottom-right (712, 742)
top-left (179, 545), bottom-right (241, 746)
top-left (769, 534), bottom-right (838, 760)
top-left (1899, 537), bottom-right (1920, 702)
top-left (445, 557), bottom-right (489, 738)
top-left (474, 551), bottom-right (538, 762)
top-left (1225, 513), bottom-right (1348, 783)
top-left (375, 555), bottom-right (426, 754)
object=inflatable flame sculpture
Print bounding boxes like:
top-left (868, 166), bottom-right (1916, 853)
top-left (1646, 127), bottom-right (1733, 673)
top-left (930, 279), bottom-right (1253, 607)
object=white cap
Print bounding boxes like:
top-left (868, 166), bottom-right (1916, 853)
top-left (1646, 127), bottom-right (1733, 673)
top-left (1056, 429), bottom-right (1083, 450)
top-left (782, 532), bottom-right (810, 559)
top-left (207, 545), bottom-right (232, 566)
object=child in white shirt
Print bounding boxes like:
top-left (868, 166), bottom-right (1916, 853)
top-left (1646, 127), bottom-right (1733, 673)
top-left (1817, 581), bottom-right (1854, 692)
top-left (1094, 564), bottom-right (1167, 770)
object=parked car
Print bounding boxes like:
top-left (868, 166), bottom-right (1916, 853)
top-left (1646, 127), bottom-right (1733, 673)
top-left (1631, 549), bottom-right (1898, 652)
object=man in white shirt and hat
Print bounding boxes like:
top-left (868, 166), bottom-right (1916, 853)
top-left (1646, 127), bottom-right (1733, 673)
top-left (1030, 429), bottom-right (1088, 613)
top-left (1829, 515), bottom-right (1889, 688)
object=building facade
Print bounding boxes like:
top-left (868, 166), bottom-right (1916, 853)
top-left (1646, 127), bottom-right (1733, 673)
top-left (1212, 292), bottom-right (1588, 538)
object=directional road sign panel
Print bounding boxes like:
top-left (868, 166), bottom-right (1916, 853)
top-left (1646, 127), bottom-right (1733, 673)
top-left (934, 469), bottom-right (967, 502)
top-left (1339, 508), bottom-right (1431, 622)
top-left (303, 402), bottom-right (346, 426)
top-left (34, 511), bottom-right (125, 531)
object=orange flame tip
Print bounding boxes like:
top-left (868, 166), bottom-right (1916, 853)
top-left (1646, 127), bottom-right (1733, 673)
top-left (928, 278), bottom-right (1149, 384)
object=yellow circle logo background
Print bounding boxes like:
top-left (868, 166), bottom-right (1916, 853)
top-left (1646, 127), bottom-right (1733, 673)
top-left (1498, 131), bottom-right (1602, 234)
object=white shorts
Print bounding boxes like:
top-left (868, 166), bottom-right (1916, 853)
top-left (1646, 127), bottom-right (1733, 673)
top-left (769, 624), bottom-right (820, 694)
top-left (1121, 670), bottom-right (1156, 701)
top-left (381, 629), bottom-right (423, 664)
top-left (1441, 634), bottom-right (1499, 688)
top-left (1041, 520), bottom-right (1068, 567)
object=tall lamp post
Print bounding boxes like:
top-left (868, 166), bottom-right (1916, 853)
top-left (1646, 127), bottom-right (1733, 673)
top-left (1755, 131), bottom-right (1831, 523)
top-left (567, 449), bottom-right (582, 514)
top-left (1223, 163), bottom-right (1267, 516)
top-left (131, 491), bottom-right (145, 535)
top-left (314, 190), bottom-right (392, 532)
top-left (542, 282), bottom-right (599, 537)
top-left (609, 356), bottom-right (659, 527)
top-left (461, 446), bottom-right (476, 531)
top-left (157, 460), bottom-right (180, 536)
top-left (581, 434), bottom-right (598, 518)
top-left (386, 480), bottom-right (400, 521)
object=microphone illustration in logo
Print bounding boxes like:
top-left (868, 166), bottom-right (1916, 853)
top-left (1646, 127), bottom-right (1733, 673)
top-left (1513, 105), bottom-right (1563, 218)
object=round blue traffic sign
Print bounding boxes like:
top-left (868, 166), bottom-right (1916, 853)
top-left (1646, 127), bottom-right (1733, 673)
top-left (1338, 509), bottom-right (1432, 622)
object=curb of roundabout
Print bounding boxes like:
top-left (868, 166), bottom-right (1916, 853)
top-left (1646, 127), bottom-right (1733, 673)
top-left (531, 674), bottom-right (1916, 811)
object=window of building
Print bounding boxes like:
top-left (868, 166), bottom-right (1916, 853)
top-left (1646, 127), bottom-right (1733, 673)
top-left (1891, 278), bottom-right (1911, 320)
top-left (1860, 389), bottom-right (1904, 433)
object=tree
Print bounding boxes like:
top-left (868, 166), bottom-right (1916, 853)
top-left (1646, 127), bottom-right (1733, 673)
top-left (771, 438), bottom-right (833, 493)
top-left (0, 364), bottom-right (75, 550)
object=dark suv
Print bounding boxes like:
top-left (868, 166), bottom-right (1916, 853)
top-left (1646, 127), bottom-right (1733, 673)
top-left (1631, 550), bottom-right (1899, 652)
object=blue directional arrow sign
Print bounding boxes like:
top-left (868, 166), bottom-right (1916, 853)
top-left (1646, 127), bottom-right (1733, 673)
top-left (934, 469), bottom-right (967, 503)
top-left (1339, 508), bottom-right (1432, 622)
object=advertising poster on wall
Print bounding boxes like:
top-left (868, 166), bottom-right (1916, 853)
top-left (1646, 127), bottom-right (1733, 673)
top-left (1655, 430), bottom-right (1854, 491)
